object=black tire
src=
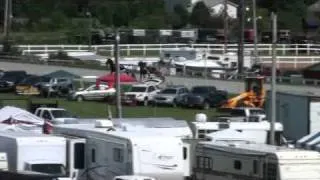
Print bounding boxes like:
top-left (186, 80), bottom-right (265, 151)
top-left (143, 98), bottom-right (148, 106)
top-left (76, 95), bottom-right (84, 102)
top-left (172, 99), bottom-right (177, 108)
top-left (202, 101), bottom-right (210, 110)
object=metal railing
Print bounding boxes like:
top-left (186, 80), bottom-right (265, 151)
top-left (17, 43), bottom-right (320, 57)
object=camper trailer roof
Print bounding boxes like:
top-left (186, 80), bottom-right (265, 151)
top-left (200, 141), bottom-right (320, 159)
top-left (55, 123), bottom-right (182, 140)
top-left (112, 117), bottom-right (189, 128)
top-left (192, 121), bottom-right (283, 131)
top-left (0, 131), bottom-right (64, 141)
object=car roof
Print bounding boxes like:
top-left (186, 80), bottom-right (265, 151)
top-left (165, 85), bottom-right (187, 89)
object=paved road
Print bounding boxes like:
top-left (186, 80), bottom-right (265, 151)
top-left (1, 61), bottom-right (320, 94)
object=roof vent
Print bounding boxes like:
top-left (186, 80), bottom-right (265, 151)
top-left (95, 120), bottom-right (113, 128)
top-left (195, 113), bottom-right (207, 122)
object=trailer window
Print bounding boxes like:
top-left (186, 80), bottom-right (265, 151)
top-left (91, 149), bottom-right (96, 163)
top-left (234, 160), bottom-right (242, 170)
top-left (253, 160), bottom-right (259, 174)
top-left (113, 148), bottom-right (124, 162)
top-left (31, 164), bottom-right (66, 176)
top-left (74, 143), bottom-right (85, 169)
top-left (183, 147), bottom-right (187, 160)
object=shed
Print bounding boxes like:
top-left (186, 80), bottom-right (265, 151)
top-left (43, 70), bottom-right (80, 79)
top-left (265, 90), bottom-right (320, 141)
top-left (302, 63), bottom-right (320, 79)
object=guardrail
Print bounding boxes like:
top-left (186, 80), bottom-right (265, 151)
top-left (18, 43), bottom-right (320, 57)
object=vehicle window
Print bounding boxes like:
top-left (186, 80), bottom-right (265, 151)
top-left (178, 89), bottom-right (184, 94)
top-left (148, 86), bottom-right (155, 92)
top-left (250, 109), bottom-right (266, 115)
top-left (57, 79), bottom-right (67, 83)
top-left (99, 85), bottom-right (108, 90)
top-left (42, 110), bottom-right (52, 120)
top-left (41, 77), bottom-right (51, 83)
top-left (51, 110), bottom-right (74, 118)
top-left (230, 109), bottom-right (246, 116)
top-left (31, 164), bottom-right (66, 175)
top-left (191, 87), bottom-right (214, 94)
top-left (113, 148), bottom-right (124, 162)
top-left (161, 88), bottom-right (177, 94)
top-left (131, 86), bottom-right (147, 92)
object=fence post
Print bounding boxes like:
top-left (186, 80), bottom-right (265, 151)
top-left (307, 44), bottom-right (310, 55)
top-left (295, 44), bottom-right (298, 56)
top-left (44, 45), bottom-right (48, 54)
top-left (127, 45), bottom-right (130, 56)
top-left (282, 44), bottom-right (285, 55)
top-left (143, 44), bottom-right (146, 56)
top-left (269, 44), bottom-right (272, 55)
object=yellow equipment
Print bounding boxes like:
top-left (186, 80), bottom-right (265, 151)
top-left (220, 76), bottom-right (265, 108)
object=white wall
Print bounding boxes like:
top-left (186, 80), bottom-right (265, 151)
top-left (211, 3), bottom-right (237, 19)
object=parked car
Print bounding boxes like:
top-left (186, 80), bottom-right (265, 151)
top-left (180, 86), bottom-right (228, 110)
top-left (122, 83), bottom-right (160, 106)
top-left (68, 84), bottom-right (115, 102)
top-left (0, 71), bottom-right (27, 92)
top-left (152, 85), bottom-right (189, 107)
top-left (15, 75), bottom-right (48, 95)
top-left (38, 77), bottom-right (74, 97)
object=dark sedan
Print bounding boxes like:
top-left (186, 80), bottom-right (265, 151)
top-left (0, 71), bottom-right (27, 92)
top-left (180, 86), bottom-right (228, 110)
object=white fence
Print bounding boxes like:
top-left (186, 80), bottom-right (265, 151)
top-left (18, 43), bottom-right (320, 57)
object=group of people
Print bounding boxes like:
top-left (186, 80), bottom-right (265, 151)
top-left (106, 58), bottom-right (163, 81)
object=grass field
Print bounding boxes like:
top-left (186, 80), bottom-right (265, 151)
top-left (0, 93), bottom-right (225, 121)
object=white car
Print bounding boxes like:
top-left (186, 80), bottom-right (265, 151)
top-left (122, 84), bottom-right (160, 106)
top-left (68, 84), bottom-right (116, 102)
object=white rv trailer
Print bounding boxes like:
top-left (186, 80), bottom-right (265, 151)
top-left (63, 117), bottom-right (193, 179)
top-left (53, 121), bottom-right (185, 180)
top-left (0, 153), bottom-right (8, 171)
top-left (0, 131), bottom-right (68, 179)
top-left (193, 141), bottom-right (320, 180)
top-left (190, 120), bottom-right (284, 145)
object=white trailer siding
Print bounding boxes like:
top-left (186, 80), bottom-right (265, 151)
top-left (310, 102), bottom-right (320, 134)
top-left (0, 132), bottom-right (66, 173)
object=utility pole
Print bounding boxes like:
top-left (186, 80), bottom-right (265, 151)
top-left (223, 0), bottom-right (228, 54)
top-left (237, 0), bottom-right (245, 75)
top-left (86, 11), bottom-right (92, 50)
top-left (3, 0), bottom-right (12, 39)
top-left (270, 12), bottom-right (277, 145)
top-left (252, 0), bottom-right (259, 65)
top-left (114, 29), bottom-right (122, 119)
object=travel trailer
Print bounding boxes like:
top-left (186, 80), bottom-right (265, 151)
top-left (190, 114), bottom-right (285, 145)
top-left (53, 120), bottom-right (185, 180)
top-left (0, 131), bottom-right (68, 179)
top-left (193, 141), bottom-right (320, 180)
top-left (0, 152), bottom-right (8, 171)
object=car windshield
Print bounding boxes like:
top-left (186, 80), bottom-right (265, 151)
top-left (41, 77), bottom-right (51, 83)
top-left (20, 76), bottom-right (39, 84)
top-left (161, 88), bottom-right (177, 94)
top-left (130, 86), bottom-right (146, 92)
top-left (191, 87), bottom-right (211, 94)
top-left (31, 163), bottom-right (66, 176)
top-left (51, 110), bottom-right (74, 118)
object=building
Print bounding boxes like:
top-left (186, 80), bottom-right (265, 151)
top-left (164, 0), bottom-right (238, 19)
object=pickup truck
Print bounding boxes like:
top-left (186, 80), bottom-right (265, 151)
top-left (34, 107), bottom-right (78, 124)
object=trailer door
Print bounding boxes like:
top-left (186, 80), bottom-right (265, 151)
top-left (67, 138), bottom-right (86, 180)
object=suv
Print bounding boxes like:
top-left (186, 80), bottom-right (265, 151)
top-left (152, 85), bottom-right (189, 107)
top-left (122, 84), bottom-right (160, 106)
top-left (181, 86), bottom-right (228, 110)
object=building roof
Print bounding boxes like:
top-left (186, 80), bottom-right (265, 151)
top-left (202, 0), bottom-right (238, 8)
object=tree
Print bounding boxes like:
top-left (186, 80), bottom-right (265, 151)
top-left (169, 4), bottom-right (189, 29)
top-left (112, 3), bottom-right (129, 27)
top-left (189, 2), bottom-right (212, 28)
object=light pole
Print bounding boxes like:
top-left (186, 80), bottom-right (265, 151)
top-left (252, 0), bottom-right (259, 65)
top-left (86, 11), bottom-right (92, 50)
top-left (237, 0), bottom-right (245, 75)
top-left (114, 29), bottom-right (122, 119)
top-left (223, 0), bottom-right (228, 54)
top-left (270, 12), bottom-right (277, 145)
